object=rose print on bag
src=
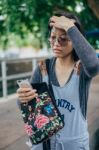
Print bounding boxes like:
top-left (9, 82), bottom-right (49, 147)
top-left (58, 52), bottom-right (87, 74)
top-left (24, 123), bottom-right (34, 136)
top-left (34, 114), bottom-right (49, 129)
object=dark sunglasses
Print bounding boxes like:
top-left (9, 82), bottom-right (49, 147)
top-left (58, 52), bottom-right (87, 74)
top-left (48, 35), bottom-right (70, 46)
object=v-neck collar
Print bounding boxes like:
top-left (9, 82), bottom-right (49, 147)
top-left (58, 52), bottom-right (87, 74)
top-left (53, 58), bottom-right (75, 88)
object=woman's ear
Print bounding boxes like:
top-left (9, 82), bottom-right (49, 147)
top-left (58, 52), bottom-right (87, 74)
top-left (74, 60), bottom-right (81, 75)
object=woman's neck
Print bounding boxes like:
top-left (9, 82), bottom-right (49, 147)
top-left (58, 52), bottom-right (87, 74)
top-left (56, 56), bottom-right (75, 69)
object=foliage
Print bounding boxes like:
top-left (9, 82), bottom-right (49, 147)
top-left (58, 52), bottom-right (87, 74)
top-left (0, 0), bottom-right (99, 50)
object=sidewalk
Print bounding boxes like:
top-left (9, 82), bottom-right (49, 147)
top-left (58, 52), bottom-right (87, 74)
top-left (0, 94), bottom-right (30, 150)
top-left (0, 75), bottom-right (99, 150)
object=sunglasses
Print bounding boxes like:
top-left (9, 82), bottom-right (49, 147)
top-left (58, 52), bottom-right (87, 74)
top-left (48, 35), bottom-right (70, 46)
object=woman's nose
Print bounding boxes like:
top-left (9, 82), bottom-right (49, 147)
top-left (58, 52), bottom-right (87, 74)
top-left (54, 38), bottom-right (60, 46)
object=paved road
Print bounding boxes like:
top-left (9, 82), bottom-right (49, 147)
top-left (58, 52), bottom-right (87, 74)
top-left (0, 94), bottom-right (30, 150)
top-left (0, 75), bottom-right (99, 150)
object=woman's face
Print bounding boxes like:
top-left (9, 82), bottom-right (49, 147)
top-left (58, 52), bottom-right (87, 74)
top-left (49, 27), bottom-right (73, 58)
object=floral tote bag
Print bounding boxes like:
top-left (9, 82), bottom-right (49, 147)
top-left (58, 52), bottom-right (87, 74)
top-left (20, 82), bottom-right (64, 145)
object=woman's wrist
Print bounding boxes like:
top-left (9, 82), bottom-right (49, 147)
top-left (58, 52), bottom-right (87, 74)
top-left (64, 24), bottom-right (75, 32)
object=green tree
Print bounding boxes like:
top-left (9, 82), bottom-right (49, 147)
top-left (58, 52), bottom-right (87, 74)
top-left (0, 0), bottom-right (99, 50)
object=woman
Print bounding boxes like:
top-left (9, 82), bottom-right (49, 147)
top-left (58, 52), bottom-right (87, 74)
top-left (17, 11), bottom-right (99, 150)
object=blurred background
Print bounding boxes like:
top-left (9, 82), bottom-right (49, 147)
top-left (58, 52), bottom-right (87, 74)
top-left (0, 0), bottom-right (99, 150)
top-left (0, 0), bottom-right (99, 54)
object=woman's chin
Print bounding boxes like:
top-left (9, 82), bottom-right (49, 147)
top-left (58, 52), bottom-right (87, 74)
top-left (53, 53), bottom-right (63, 58)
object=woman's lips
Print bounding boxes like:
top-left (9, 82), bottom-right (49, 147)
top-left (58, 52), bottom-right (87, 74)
top-left (53, 49), bottom-right (62, 53)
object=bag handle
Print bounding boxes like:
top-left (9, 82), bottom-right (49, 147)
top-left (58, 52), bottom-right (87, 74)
top-left (39, 59), bottom-right (55, 100)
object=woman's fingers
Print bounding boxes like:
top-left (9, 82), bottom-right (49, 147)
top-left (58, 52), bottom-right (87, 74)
top-left (49, 16), bottom-right (58, 27)
top-left (18, 89), bottom-right (37, 98)
top-left (18, 93), bottom-right (38, 102)
top-left (17, 87), bottom-right (31, 93)
top-left (50, 16), bottom-right (57, 22)
top-left (17, 87), bottom-right (38, 103)
top-left (50, 22), bottom-right (55, 27)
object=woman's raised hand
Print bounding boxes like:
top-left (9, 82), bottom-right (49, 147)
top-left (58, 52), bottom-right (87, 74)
top-left (50, 16), bottom-right (75, 31)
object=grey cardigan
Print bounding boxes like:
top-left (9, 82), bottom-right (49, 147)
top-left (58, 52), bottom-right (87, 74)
top-left (30, 26), bottom-right (99, 119)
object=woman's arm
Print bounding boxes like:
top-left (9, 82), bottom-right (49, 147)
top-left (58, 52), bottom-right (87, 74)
top-left (16, 65), bottom-right (42, 105)
top-left (67, 26), bottom-right (99, 78)
top-left (50, 16), bottom-right (99, 78)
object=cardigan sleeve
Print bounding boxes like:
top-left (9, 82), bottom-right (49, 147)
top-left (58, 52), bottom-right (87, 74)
top-left (67, 26), bottom-right (99, 78)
